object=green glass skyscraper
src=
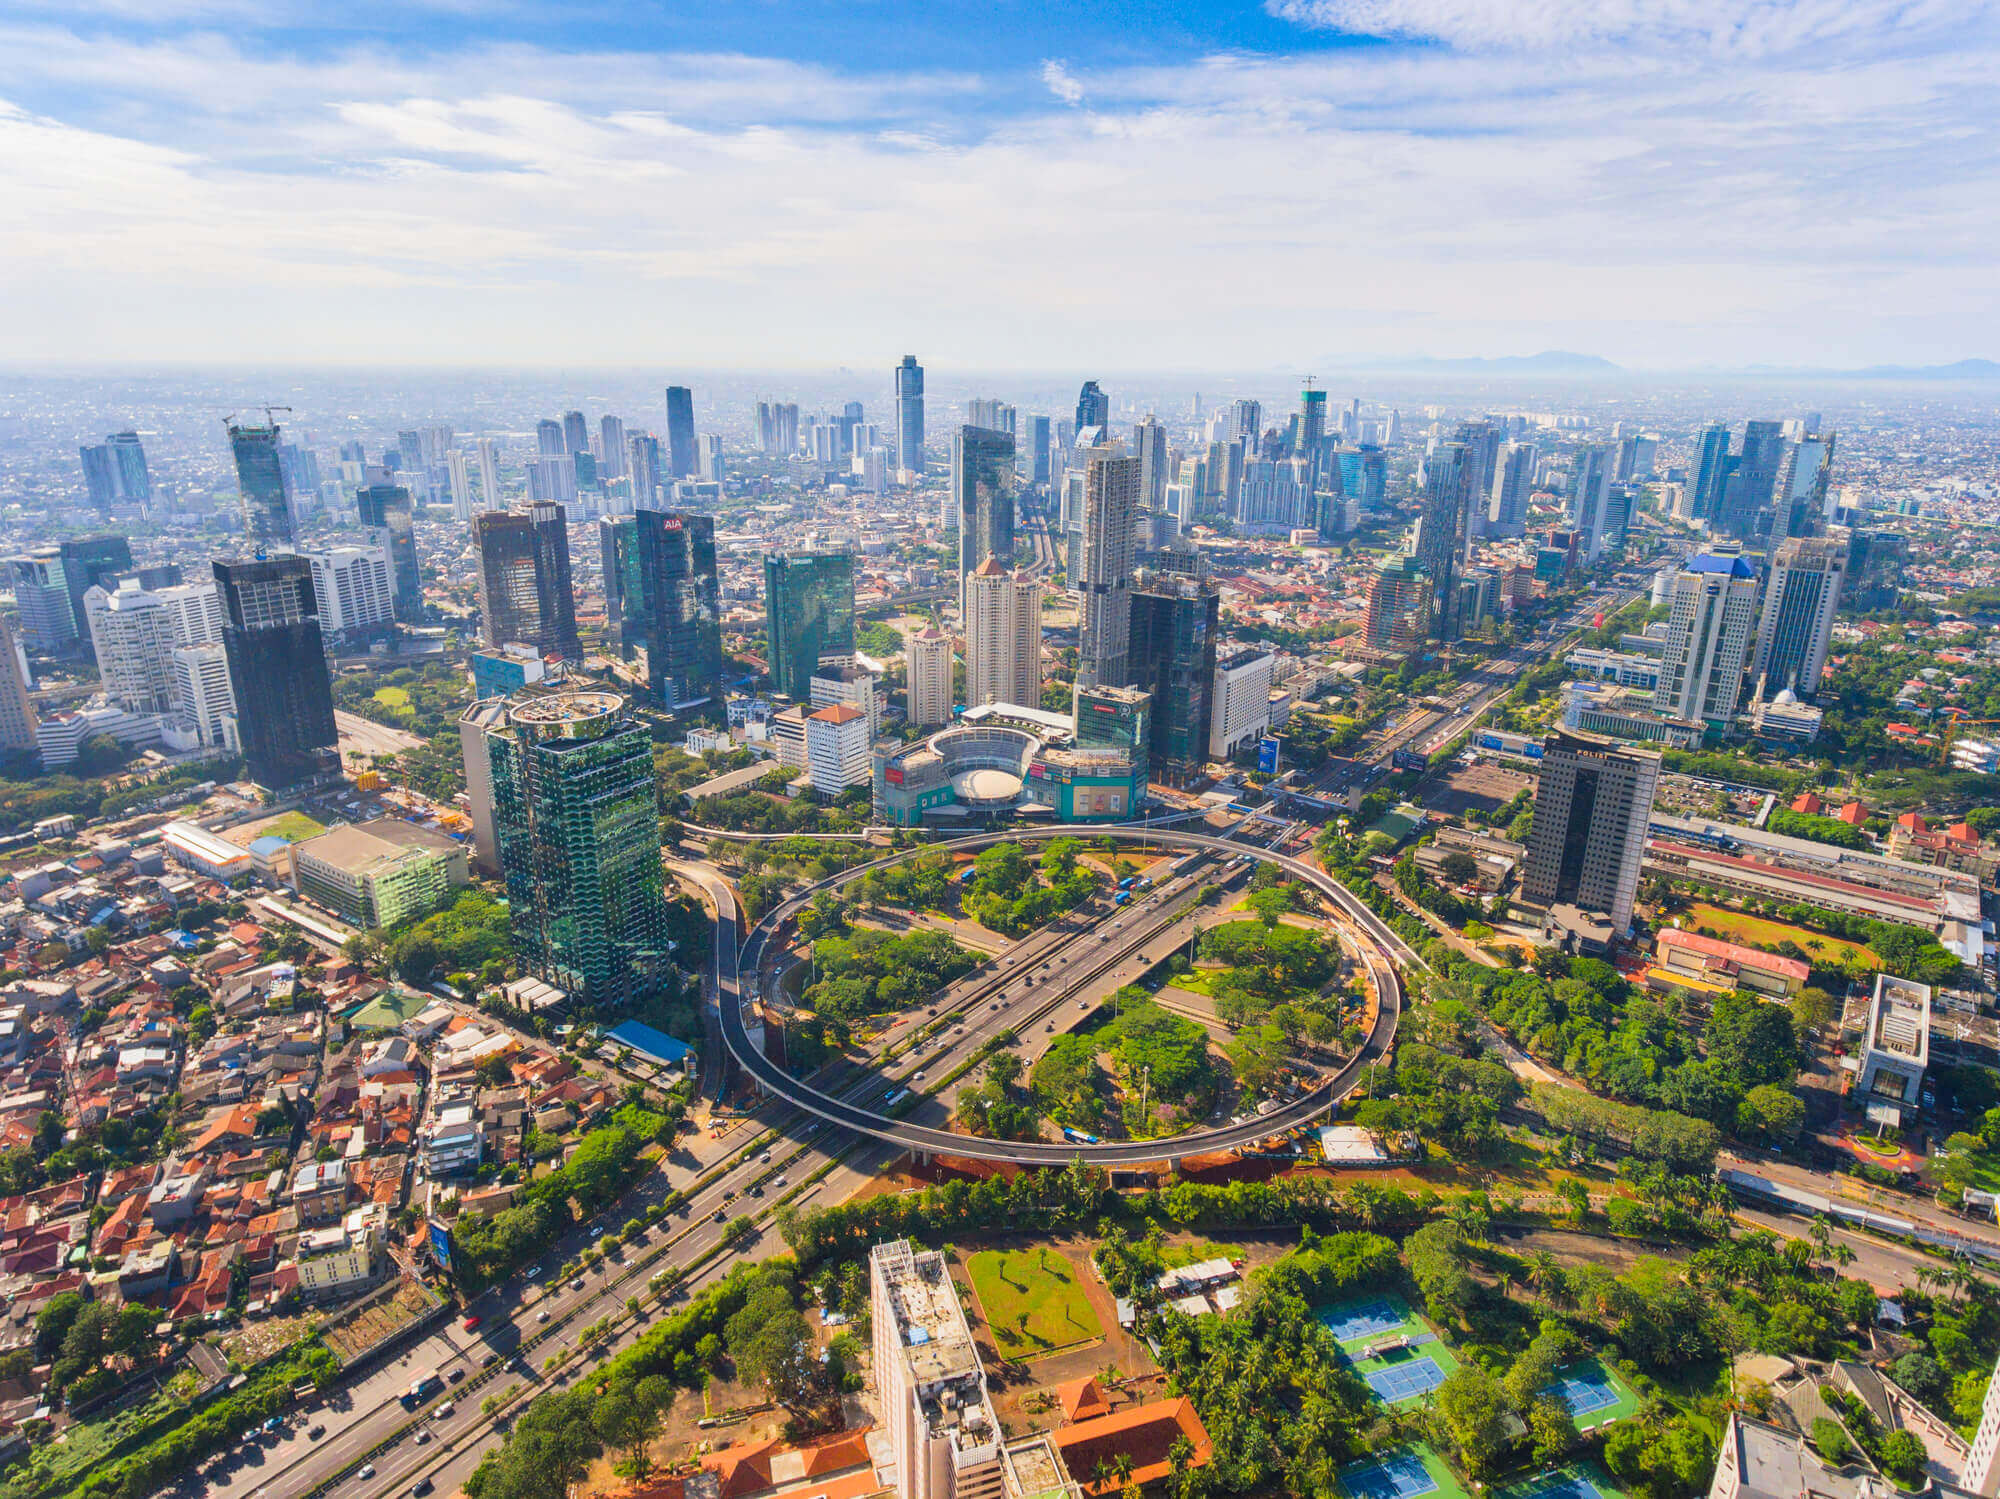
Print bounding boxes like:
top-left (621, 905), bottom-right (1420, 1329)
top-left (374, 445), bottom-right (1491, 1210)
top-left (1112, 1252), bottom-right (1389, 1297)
top-left (228, 418), bottom-right (292, 549)
top-left (482, 690), bottom-right (670, 1007)
top-left (763, 551), bottom-right (854, 699)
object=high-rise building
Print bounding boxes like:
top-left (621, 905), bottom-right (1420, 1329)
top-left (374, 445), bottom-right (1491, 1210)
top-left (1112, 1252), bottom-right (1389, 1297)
top-left (5, 551), bottom-right (78, 653)
top-left (951, 426), bottom-right (1018, 604)
top-left (529, 502), bottom-right (581, 663)
top-left (1686, 422), bottom-right (1734, 525)
top-left (1231, 399), bottom-right (1262, 443)
top-left (596, 415), bottom-right (628, 481)
top-left (107, 432), bottom-right (150, 503)
top-left (1520, 729), bottom-right (1660, 938)
top-left (628, 433), bottom-right (663, 507)
top-left (1656, 553), bottom-right (1761, 728)
top-left (1023, 415), bottom-right (1052, 485)
top-left (84, 581), bottom-right (181, 713)
top-left (480, 690), bottom-right (672, 1005)
top-left (963, 557), bottom-right (1041, 710)
top-left (447, 450), bottom-right (477, 522)
top-left (1133, 415), bottom-right (1169, 512)
top-left (895, 356), bottom-right (925, 473)
top-left (300, 545), bottom-right (395, 640)
top-left (356, 485), bottom-right (421, 624)
top-left (635, 509), bottom-right (722, 710)
top-left (764, 552), bottom-right (855, 700)
top-left (664, 386), bottom-right (697, 478)
top-left (1363, 553), bottom-right (1431, 651)
top-left (214, 556), bottom-right (337, 789)
top-left (561, 410), bottom-right (589, 457)
top-left (1416, 442), bottom-right (1474, 639)
top-left (804, 703), bottom-right (871, 794)
top-left (697, 433), bottom-right (724, 483)
top-left (1568, 445), bottom-right (1616, 563)
top-left (1208, 648), bottom-right (1274, 761)
top-left (535, 419), bottom-right (565, 457)
top-left (1964, 1358), bottom-right (2000, 1496)
top-left (599, 516), bottom-right (642, 661)
top-left (1751, 535), bottom-right (1846, 701)
top-left (59, 534), bottom-right (135, 646)
top-left (1074, 444), bottom-right (1140, 689)
top-left (228, 418), bottom-right (293, 549)
top-left (170, 643), bottom-right (236, 750)
top-left (1776, 432), bottom-right (1836, 539)
top-left (1615, 433), bottom-right (1658, 482)
top-left (1298, 384), bottom-right (1328, 489)
top-left (905, 623), bottom-right (952, 728)
top-left (154, 580), bottom-right (226, 648)
top-left (79, 443), bottom-right (120, 511)
top-left (526, 455), bottom-right (578, 506)
top-left (1075, 380), bottom-right (1109, 431)
top-left (1126, 568), bottom-right (1219, 785)
top-left (476, 438), bottom-right (503, 509)
top-left (0, 616), bottom-right (37, 756)
top-left (1488, 441), bottom-right (1536, 536)
top-left (472, 508), bottom-right (579, 660)
top-left (1719, 420), bottom-right (1786, 539)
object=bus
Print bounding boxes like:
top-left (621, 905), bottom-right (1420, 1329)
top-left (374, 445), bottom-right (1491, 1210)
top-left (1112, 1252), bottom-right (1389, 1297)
top-left (1061, 1127), bottom-right (1101, 1145)
top-left (402, 1372), bottom-right (444, 1408)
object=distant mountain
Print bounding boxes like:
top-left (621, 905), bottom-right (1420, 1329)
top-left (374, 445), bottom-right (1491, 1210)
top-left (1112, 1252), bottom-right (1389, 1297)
top-left (1845, 358), bottom-right (2000, 380)
top-left (1329, 350), bottom-right (1622, 374)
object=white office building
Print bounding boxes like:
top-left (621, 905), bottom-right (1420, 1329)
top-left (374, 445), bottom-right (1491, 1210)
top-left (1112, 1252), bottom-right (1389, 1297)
top-left (805, 702), bottom-right (871, 794)
top-left (302, 545), bottom-right (396, 638)
top-left (171, 644), bottom-right (238, 750)
top-left (1655, 553), bottom-right (1761, 729)
top-left (1209, 648), bottom-right (1275, 760)
top-left (84, 581), bottom-right (181, 714)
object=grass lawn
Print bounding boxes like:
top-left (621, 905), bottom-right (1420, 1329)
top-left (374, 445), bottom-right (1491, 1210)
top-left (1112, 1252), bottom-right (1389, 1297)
top-left (262, 810), bottom-right (328, 843)
top-left (1683, 903), bottom-right (1878, 970)
top-left (373, 685), bottom-right (412, 708)
top-left (966, 1247), bottom-right (1104, 1362)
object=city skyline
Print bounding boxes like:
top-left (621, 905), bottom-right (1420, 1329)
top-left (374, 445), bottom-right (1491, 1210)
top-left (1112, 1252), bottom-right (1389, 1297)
top-left (3, 3), bottom-right (1997, 369)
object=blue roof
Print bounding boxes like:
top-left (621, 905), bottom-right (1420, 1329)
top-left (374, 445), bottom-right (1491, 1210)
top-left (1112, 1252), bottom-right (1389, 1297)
top-left (1687, 554), bottom-right (1757, 578)
top-left (249, 835), bottom-right (292, 853)
top-left (604, 1020), bottom-right (693, 1065)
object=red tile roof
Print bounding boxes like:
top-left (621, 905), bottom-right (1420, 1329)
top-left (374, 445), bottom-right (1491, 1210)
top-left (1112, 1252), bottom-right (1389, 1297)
top-left (1055, 1397), bottom-right (1212, 1496)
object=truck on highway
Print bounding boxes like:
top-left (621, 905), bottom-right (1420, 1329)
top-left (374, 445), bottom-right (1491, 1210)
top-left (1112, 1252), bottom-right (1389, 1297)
top-left (1113, 892), bottom-right (1130, 906)
top-left (1061, 1127), bottom-right (1101, 1144)
top-left (402, 1371), bottom-right (444, 1407)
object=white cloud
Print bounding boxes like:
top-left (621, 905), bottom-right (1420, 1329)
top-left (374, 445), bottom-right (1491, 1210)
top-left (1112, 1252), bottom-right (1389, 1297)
top-left (1041, 59), bottom-right (1085, 106)
top-left (0, 17), bottom-right (1996, 368)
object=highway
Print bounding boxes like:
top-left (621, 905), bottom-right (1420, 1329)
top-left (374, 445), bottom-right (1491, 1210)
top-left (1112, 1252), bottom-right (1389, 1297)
top-left (719, 824), bottom-right (1407, 1165)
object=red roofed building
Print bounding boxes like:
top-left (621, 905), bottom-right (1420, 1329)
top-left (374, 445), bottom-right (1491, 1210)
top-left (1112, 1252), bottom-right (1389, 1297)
top-left (1653, 926), bottom-right (1811, 998)
top-left (1836, 801), bottom-right (1869, 826)
top-left (1789, 792), bottom-right (1825, 816)
top-left (1888, 813), bottom-right (2000, 878)
top-left (1054, 1397), bottom-right (1212, 1497)
top-left (1057, 1377), bottom-right (1113, 1424)
top-left (702, 1437), bottom-right (781, 1499)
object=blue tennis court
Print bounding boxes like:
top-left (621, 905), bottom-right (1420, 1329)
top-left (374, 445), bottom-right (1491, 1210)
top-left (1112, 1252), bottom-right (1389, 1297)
top-left (1343, 1453), bottom-right (1440, 1499)
top-left (1323, 1298), bottom-right (1405, 1342)
top-left (1366, 1356), bottom-right (1447, 1402)
top-left (1510, 1474), bottom-right (1609, 1499)
top-left (1549, 1369), bottom-right (1620, 1416)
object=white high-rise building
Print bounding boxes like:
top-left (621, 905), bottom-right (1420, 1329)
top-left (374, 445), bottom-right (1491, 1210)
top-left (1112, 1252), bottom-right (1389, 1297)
top-left (870, 1240), bottom-right (1006, 1499)
top-left (476, 438), bottom-right (502, 510)
top-left (155, 581), bottom-right (226, 648)
top-left (448, 450), bottom-right (477, 521)
top-left (1208, 648), bottom-right (1274, 760)
top-left (84, 581), bottom-right (180, 715)
top-left (963, 557), bottom-right (1040, 710)
top-left (597, 415), bottom-right (628, 480)
top-left (1075, 444), bottom-right (1140, 689)
top-left (698, 434), bottom-right (724, 483)
top-left (804, 702), bottom-right (871, 794)
top-left (1751, 535), bottom-right (1846, 701)
top-left (1569, 445), bottom-right (1616, 562)
top-left (1964, 1357), bottom-right (2000, 1494)
top-left (171, 644), bottom-right (237, 750)
top-left (1488, 441), bottom-right (1536, 536)
top-left (905, 623), bottom-right (952, 728)
top-left (1133, 415), bottom-right (1168, 512)
top-left (301, 546), bottom-right (396, 639)
top-left (1656, 553), bottom-right (1761, 727)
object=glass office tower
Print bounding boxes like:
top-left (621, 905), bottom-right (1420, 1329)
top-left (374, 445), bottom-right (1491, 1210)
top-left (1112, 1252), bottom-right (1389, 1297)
top-left (763, 551), bottom-right (854, 699)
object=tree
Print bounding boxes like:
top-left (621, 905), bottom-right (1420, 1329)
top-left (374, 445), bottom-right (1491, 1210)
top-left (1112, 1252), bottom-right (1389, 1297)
top-left (1737, 1085), bottom-right (1806, 1145)
top-left (1245, 887), bottom-right (1291, 930)
top-left (1529, 1395), bottom-right (1579, 1466)
top-left (1438, 851), bottom-right (1479, 886)
top-left (1791, 987), bottom-right (1839, 1034)
top-left (1879, 1430), bottom-right (1928, 1486)
top-left (1433, 1364), bottom-right (1512, 1477)
top-left (1892, 1353), bottom-right (1947, 1406)
top-left (1811, 1418), bottom-right (1848, 1463)
top-left (726, 1283), bottom-right (823, 1415)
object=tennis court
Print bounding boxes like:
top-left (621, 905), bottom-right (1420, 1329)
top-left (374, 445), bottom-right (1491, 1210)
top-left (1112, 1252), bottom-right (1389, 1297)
top-left (1540, 1360), bottom-right (1640, 1431)
top-left (1323, 1297), bottom-right (1406, 1343)
top-left (1366, 1355), bottom-right (1447, 1403)
top-left (1508, 1474), bottom-right (1610, 1499)
top-left (1342, 1453), bottom-right (1440, 1499)
top-left (1549, 1370), bottom-right (1618, 1415)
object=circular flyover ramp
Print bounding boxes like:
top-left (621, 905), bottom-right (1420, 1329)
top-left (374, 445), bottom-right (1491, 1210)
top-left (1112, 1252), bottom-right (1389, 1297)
top-left (717, 822), bottom-right (1403, 1166)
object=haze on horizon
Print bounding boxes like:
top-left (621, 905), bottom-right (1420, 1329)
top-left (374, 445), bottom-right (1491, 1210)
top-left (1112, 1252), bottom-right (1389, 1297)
top-left (3, 0), bottom-right (1995, 372)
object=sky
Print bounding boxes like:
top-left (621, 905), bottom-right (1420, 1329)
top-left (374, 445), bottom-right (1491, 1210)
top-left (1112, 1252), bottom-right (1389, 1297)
top-left (2, 0), bottom-right (1996, 372)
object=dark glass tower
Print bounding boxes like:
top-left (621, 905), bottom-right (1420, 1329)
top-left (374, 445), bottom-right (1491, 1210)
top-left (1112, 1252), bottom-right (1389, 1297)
top-left (59, 534), bottom-right (134, 644)
top-left (483, 690), bottom-right (671, 1007)
top-left (228, 419), bottom-right (292, 548)
top-left (1125, 569), bottom-right (1219, 786)
top-left (108, 432), bottom-right (150, 502)
top-left (636, 510), bottom-right (722, 709)
top-left (763, 552), bottom-right (854, 700)
top-left (214, 556), bottom-right (337, 789)
top-left (356, 484), bottom-right (421, 623)
top-left (1075, 380), bottom-right (1109, 431)
top-left (599, 516), bottom-right (644, 660)
top-left (1416, 442), bottom-right (1475, 640)
top-left (474, 511), bottom-right (539, 649)
top-left (664, 386), bottom-right (697, 479)
top-left (895, 355), bottom-right (925, 472)
top-left (951, 425), bottom-right (1018, 601)
top-left (529, 502), bottom-right (582, 663)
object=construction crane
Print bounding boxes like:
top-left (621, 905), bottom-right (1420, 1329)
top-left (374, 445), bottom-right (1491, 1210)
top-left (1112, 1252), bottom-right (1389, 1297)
top-left (1935, 714), bottom-right (2000, 767)
top-left (221, 404), bottom-right (294, 434)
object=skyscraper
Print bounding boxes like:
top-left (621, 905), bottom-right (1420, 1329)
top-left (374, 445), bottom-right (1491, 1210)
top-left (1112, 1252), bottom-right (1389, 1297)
top-left (597, 415), bottom-right (628, 481)
top-left (59, 534), bottom-right (135, 645)
top-left (1775, 431), bottom-right (1837, 539)
top-left (79, 443), bottom-right (120, 511)
top-left (1454, 420), bottom-right (1502, 531)
top-left (1127, 568), bottom-right (1219, 785)
top-left (530, 502), bottom-right (582, 663)
top-left (1363, 553), bottom-right (1431, 651)
top-left (356, 484), bottom-right (421, 623)
top-left (5, 551), bottom-right (77, 653)
top-left (1298, 384), bottom-right (1328, 489)
top-left (1074, 444), bottom-right (1141, 689)
top-left (1075, 380), bottom-right (1109, 431)
top-left (0, 615), bottom-right (37, 756)
top-left (1023, 415), bottom-right (1052, 485)
top-left (599, 516), bottom-right (643, 661)
top-left (905, 623), bottom-right (952, 728)
top-left (84, 580), bottom-right (181, 713)
top-left (1655, 553), bottom-right (1761, 728)
top-left (965, 399), bottom-right (1015, 434)
top-left (951, 426), bottom-right (1018, 604)
top-left (764, 552), bottom-right (855, 700)
top-left (1133, 416), bottom-right (1168, 512)
top-left (1231, 399), bottom-right (1262, 443)
top-left (1686, 422), bottom-right (1734, 525)
top-left (963, 556), bottom-right (1041, 710)
top-left (635, 509), bottom-right (722, 709)
top-left (536, 419), bottom-right (566, 457)
top-left (664, 386), bottom-right (697, 478)
top-left (108, 432), bottom-right (150, 503)
top-left (1416, 442), bottom-right (1474, 639)
top-left (476, 438), bottom-right (503, 509)
top-left (472, 508), bottom-right (578, 660)
top-left (1751, 535), bottom-right (1846, 701)
top-left (1718, 420), bottom-right (1786, 538)
top-left (480, 690), bottom-right (672, 1006)
top-left (171, 644), bottom-right (236, 750)
top-left (628, 433), bottom-right (663, 507)
top-left (561, 410), bottom-right (590, 456)
top-left (1520, 729), bottom-right (1660, 938)
top-left (447, 450), bottom-right (477, 521)
top-left (1568, 445), bottom-right (1616, 563)
top-left (895, 356), bottom-right (925, 473)
top-left (214, 555), bottom-right (337, 789)
top-left (1488, 441), bottom-right (1536, 536)
top-left (228, 418), bottom-right (292, 549)
top-left (698, 434), bottom-right (724, 483)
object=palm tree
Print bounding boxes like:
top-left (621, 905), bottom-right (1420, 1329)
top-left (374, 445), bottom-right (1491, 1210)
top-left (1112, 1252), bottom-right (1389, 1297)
top-left (1525, 1250), bottom-right (1564, 1304)
top-left (1807, 1216), bottom-right (1833, 1264)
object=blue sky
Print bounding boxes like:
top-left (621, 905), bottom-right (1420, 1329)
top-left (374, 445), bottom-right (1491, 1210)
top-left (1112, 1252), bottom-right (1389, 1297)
top-left (2, 0), bottom-right (1995, 369)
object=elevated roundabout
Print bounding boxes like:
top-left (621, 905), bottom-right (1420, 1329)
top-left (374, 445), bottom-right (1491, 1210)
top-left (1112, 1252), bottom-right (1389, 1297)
top-left (716, 822), bottom-right (1408, 1167)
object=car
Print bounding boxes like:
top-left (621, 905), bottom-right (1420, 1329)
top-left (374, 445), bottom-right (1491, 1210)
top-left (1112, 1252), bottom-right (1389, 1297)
top-left (416, 1429), bottom-right (433, 1445)
top-left (750, 1184), bottom-right (763, 1197)
top-left (589, 1225), bottom-right (606, 1239)
top-left (413, 1482), bottom-right (434, 1497)
top-left (524, 1265), bottom-right (544, 1279)
top-left (447, 1367), bottom-right (466, 1383)
top-left (537, 1309), bottom-right (551, 1322)
top-left (263, 1417), bottom-right (282, 1433)
top-left (435, 1403), bottom-right (455, 1419)
top-left (773, 1175), bottom-right (788, 1188)
top-left (358, 1466), bottom-right (376, 1481)
top-left (715, 1208), bottom-right (728, 1222)
top-left (462, 1314), bottom-right (482, 1331)
top-left (1046, 1021), bottom-right (1056, 1032)
top-left (1078, 1000), bottom-right (1088, 1009)
top-left (481, 1352), bottom-right (499, 1367)
top-left (571, 1277), bottom-right (586, 1291)
top-left (309, 1424), bottom-right (325, 1440)
top-left (912, 1071), bottom-right (925, 1081)
top-left (989, 1000), bottom-right (1001, 1010)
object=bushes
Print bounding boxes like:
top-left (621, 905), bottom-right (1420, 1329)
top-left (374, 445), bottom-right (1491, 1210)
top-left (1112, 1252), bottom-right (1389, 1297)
top-left (452, 1119), bottom-right (651, 1289)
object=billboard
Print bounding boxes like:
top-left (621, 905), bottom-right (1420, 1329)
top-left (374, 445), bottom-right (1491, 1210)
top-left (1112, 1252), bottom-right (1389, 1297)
top-left (1257, 738), bottom-right (1280, 774)
top-left (1392, 749), bottom-right (1431, 774)
top-left (428, 1219), bottom-right (454, 1273)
